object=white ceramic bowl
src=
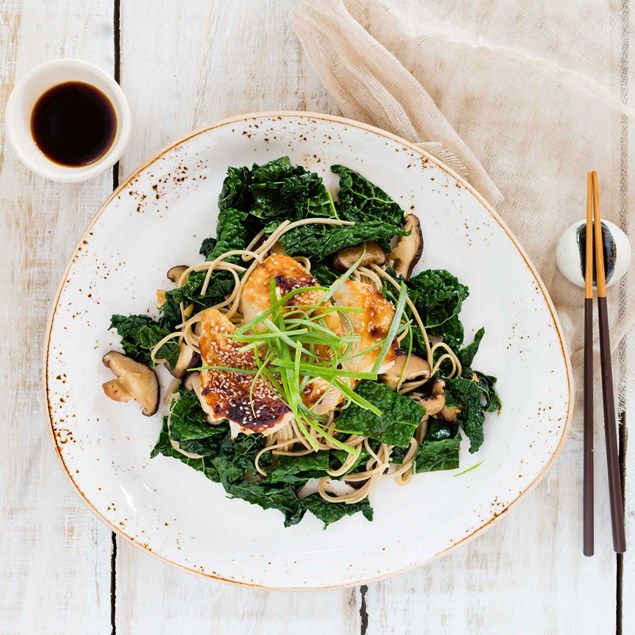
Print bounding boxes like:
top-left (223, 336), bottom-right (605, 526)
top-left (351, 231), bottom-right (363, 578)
top-left (5, 59), bottom-right (131, 182)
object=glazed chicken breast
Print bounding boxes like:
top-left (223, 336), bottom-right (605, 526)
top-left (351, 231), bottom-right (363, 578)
top-left (333, 279), bottom-right (399, 376)
top-left (198, 308), bottom-right (292, 436)
top-left (240, 253), bottom-right (342, 336)
top-left (238, 254), bottom-right (398, 417)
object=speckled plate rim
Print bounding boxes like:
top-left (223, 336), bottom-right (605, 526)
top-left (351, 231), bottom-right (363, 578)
top-left (43, 111), bottom-right (574, 590)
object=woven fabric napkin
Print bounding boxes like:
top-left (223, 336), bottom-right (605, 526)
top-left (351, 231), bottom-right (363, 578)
top-left (291, 0), bottom-right (634, 415)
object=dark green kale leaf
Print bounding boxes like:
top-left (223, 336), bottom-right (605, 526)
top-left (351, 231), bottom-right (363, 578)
top-left (219, 165), bottom-right (253, 212)
top-left (301, 493), bottom-right (373, 528)
top-left (211, 435), bottom-right (306, 526)
top-left (405, 269), bottom-right (470, 350)
top-left (167, 388), bottom-right (229, 455)
top-left (161, 206), bottom-right (251, 330)
top-left (311, 262), bottom-right (340, 286)
top-left (474, 371), bottom-right (502, 414)
top-left (443, 373), bottom-right (501, 453)
top-left (264, 451), bottom-right (330, 486)
top-left (249, 156), bottom-right (335, 221)
top-left (150, 417), bottom-right (225, 483)
top-left (109, 314), bottom-right (179, 368)
top-left (198, 237), bottom-right (217, 260)
top-left (330, 446), bottom-right (371, 474)
top-left (201, 207), bottom-right (251, 263)
top-left (220, 432), bottom-right (267, 475)
top-left (279, 220), bottom-right (405, 258)
top-left (389, 446), bottom-right (408, 465)
top-left (222, 479), bottom-right (307, 527)
top-left (332, 165), bottom-right (405, 227)
top-left (412, 420), bottom-right (461, 473)
top-left (159, 269), bottom-right (235, 330)
top-left (335, 380), bottom-right (424, 448)
top-left (458, 327), bottom-right (485, 369)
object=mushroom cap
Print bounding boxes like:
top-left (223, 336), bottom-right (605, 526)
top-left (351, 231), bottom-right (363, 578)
top-left (413, 378), bottom-right (446, 416)
top-left (333, 241), bottom-right (386, 271)
top-left (102, 351), bottom-right (160, 416)
top-left (166, 265), bottom-right (188, 284)
top-left (380, 353), bottom-right (431, 390)
top-left (388, 215), bottom-right (423, 279)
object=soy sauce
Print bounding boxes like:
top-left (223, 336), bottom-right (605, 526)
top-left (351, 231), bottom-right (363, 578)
top-left (31, 82), bottom-right (116, 166)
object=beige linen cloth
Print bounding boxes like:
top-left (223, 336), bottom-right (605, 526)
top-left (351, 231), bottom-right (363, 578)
top-left (291, 0), bottom-right (634, 418)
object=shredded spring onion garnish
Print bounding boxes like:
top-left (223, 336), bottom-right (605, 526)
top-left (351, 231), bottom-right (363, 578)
top-left (195, 261), bottom-right (410, 455)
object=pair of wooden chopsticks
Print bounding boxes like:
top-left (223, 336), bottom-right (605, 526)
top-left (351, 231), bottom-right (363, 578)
top-left (583, 171), bottom-right (626, 556)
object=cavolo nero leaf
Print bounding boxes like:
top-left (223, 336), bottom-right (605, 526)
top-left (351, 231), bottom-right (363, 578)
top-left (151, 393), bottom-right (308, 526)
top-left (443, 372), bottom-right (501, 453)
top-left (330, 446), bottom-right (371, 475)
top-left (279, 220), bottom-right (405, 258)
top-left (301, 493), bottom-right (373, 529)
top-left (219, 165), bottom-right (252, 212)
top-left (161, 202), bottom-right (254, 330)
top-left (474, 371), bottom-right (502, 414)
top-left (150, 417), bottom-right (225, 483)
top-left (458, 327), bottom-right (485, 370)
top-left (109, 314), bottom-right (179, 368)
top-left (264, 161), bottom-right (407, 257)
top-left (405, 269), bottom-right (470, 350)
top-left (222, 478), bottom-right (307, 527)
top-left (249, 156), bottom-right (335, 221)
top-left (412, 420), bottom-right (461, 473)
top-left (167, 388), bottom-right (228, 456)
top-left (335, 380), bottom-right (424, 448)
top-left (311, 262), bottom-right (340, 286)
top-left (265, 452), bottom-right (330, 486)
top-left (200, 207), bottom-right (251, 263)
top-left (158, 269), bottom-right (236, 330)
top-left (331, 164), bottom-right (406, 227)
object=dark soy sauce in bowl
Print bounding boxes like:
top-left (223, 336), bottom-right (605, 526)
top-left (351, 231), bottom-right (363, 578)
top-left (31, 82), bottom-right (117, 166)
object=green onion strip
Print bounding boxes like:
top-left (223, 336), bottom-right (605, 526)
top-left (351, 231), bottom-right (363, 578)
top-left (196, 261), bottom-right (413, 455)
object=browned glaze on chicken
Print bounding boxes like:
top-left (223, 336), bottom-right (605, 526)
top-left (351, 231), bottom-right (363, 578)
top-left (240, 254), bottom-right (344, 414)
top-left (198, 308), bottom-right (291, 435)
top-left (240, 253), bottom-right (342, 337)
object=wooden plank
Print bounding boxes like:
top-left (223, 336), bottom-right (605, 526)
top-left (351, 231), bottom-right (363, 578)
top-left (119, 0), bottom-right (339, 177)
top-left (616, 2), bottom-right (635, 631)
top-left (0, 1), bottom-right (114, 633)
top-left (365, 460), bottom-right (617, 634)
top-left (115, 2), bottom-right (354, 632)
top-left (116, 539), bottom-right (360, 634)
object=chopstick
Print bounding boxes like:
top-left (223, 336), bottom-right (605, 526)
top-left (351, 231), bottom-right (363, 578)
top-left (589, 171), bottom-right (626, 554)
top-left (583, 173), bottom-right (594, 556)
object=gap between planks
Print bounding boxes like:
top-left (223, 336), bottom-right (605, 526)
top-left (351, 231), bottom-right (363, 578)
top-left (111, 1), bottom-right (121, 634)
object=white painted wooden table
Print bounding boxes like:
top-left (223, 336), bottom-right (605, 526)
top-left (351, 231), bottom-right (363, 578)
top-left (1, 2), bottom-right (633, 633)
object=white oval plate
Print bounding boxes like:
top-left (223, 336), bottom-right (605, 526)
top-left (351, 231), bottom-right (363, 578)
top-left (45, 112), bottom-right (573, 589)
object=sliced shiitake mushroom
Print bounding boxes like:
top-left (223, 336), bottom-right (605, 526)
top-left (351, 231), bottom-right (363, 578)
top-left (388, 215), bottom-right (423, 279)
top-left (380, 353), bottom-right (431, 390)
top-left (166, 343), bottom-right (200, 379)
top-left (439, 404), bottom-right (461, 423)
top-left (333, 241), bottom-right (386, 271)
top-left (415, 378), bottom-right (446, 417)
top-left (166, 265), bottom-right (188, 284)
top-left (102, 351), bottom-right (159, 416)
